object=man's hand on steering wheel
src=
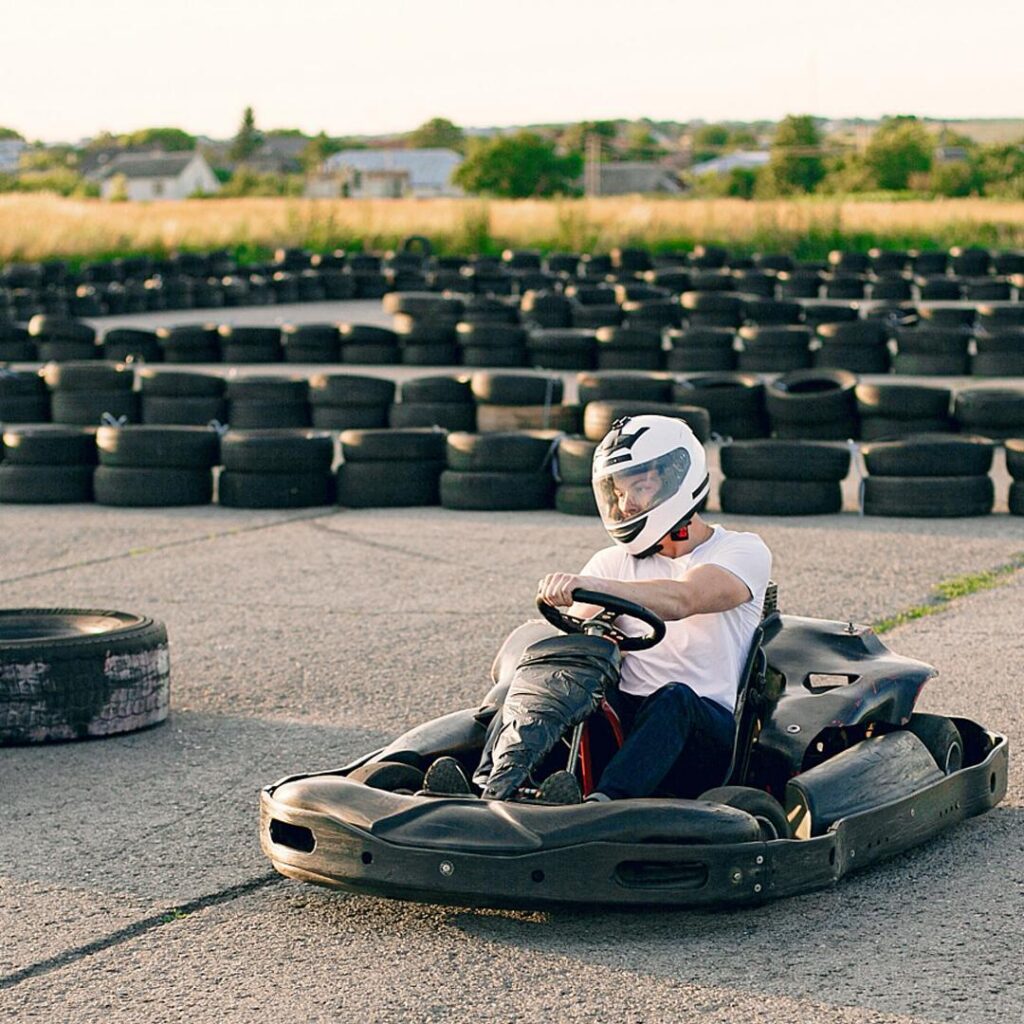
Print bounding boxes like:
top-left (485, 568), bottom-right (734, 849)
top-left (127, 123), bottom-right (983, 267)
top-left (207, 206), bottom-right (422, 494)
top-left (536, 572), bottom-right (603, 612)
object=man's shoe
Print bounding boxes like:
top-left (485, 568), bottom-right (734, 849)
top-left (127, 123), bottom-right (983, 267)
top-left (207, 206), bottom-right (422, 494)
top-left (537, 770), bottom-right (582, 805)
top-left (422, 756), bottom-right (472, 796)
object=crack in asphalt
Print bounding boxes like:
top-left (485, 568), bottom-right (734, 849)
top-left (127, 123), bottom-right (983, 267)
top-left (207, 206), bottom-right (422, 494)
top-left (0, 510), bottom-right (338, 586)
top-left (304, 519), bottom-right (473, 567)
top-left (0, 872), bottom-right (282, 990)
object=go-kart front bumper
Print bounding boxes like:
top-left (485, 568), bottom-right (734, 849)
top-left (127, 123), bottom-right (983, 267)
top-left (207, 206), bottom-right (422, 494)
top-left (259, 721), bottom-right (1007, 909)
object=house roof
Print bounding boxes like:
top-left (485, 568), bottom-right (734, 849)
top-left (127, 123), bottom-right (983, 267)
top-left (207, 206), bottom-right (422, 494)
top-left (99, 153), bottom-right (197, 179)
top-left (597, 162), bottom-right (683, 194)
top-left (323, 148), bottom-right (462, 189)
top-left (689, 151), bottom-right (771, 176)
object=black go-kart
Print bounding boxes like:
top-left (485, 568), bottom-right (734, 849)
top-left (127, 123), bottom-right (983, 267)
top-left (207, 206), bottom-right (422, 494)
top-left (260, 584), bottom-right (1008, 909)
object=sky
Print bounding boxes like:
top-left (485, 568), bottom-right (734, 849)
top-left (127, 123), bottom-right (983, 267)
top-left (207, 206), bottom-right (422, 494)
top-left (2, 0), bottom-right (1022, 142)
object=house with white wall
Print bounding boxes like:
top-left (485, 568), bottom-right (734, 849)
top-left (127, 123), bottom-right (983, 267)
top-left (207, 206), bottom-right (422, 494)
top-left (99, 152), bottom-right (220, 200)
top-left (312, 148), bottom-right (463, 198)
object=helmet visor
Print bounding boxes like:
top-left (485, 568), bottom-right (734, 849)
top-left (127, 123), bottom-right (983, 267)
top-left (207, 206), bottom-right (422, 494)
top-left (594, 447), bottom-right (693, 526)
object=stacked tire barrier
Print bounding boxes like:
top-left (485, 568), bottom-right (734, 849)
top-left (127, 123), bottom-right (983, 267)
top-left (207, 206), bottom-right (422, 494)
top-left (719, 441), bottom-right (851, 516)
top-left (0, 369), bottom-right (49, 422)
top-left (764, 369), bottom-right (859, 440)
top-left (582, 399), bottom-right (711, 443)
top-left (672, 373), bottom-right (767, 439)
top-left (225, 376), bottom-right (310, 429)
top-left (861, 435), bottom-right (995, 518)
top-left (44, 361), bottom-right (138, 425)
top-left (0, 425), bottom-right (96, 503)
top-left (440, 431), bottom-right (558, 511)
top-left (336, 428), bottom-right (447, 507)
top-left (94, 425), bottom-right (219, 507)
top-left (953, 388), bottom-right (1024, 440)
top-left (139, 369), bottom-right (226, 425)
top-left (220, 430), bottom-right (335, 508)
top-left (308, 373), bottom-right (394, 429)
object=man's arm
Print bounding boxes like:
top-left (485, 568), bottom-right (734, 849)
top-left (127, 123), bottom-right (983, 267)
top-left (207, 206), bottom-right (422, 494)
top-left (538, 564), bottom-right (752, 622)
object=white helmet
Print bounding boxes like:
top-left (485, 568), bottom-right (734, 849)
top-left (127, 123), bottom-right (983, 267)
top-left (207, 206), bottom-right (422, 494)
top-left (591, 415), bottom-right (710, 557)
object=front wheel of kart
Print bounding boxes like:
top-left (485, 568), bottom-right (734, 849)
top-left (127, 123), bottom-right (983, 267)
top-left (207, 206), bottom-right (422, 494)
top-left (699, 786), bottom-right (791, 840)
top-left (907, 714), bottom-right (963, 774)
top-left (347, 761), bottom-right (426, 794)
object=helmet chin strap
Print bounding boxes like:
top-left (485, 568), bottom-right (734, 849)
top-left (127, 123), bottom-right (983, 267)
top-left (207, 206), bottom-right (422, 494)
top-left (669, 523), bottom-right (690, 542)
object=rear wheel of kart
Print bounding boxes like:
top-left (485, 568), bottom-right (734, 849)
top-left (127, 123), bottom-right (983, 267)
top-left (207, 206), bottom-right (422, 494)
top-left (0, 609), bottom-right (170, 744)
top-left (698, 785), bottom-right (791, 840)
top-left (348, 760), bottom-right (426, 794)
top-left (906, 714), bottom-right (963, 774)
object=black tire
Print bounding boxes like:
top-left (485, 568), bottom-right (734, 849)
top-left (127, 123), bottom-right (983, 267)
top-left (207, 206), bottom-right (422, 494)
top-left (0, 394), bottom-right (52, 422)
top-left (50, 391), bottom-right (139, 426)
top-left (308, 374), bottom-right (396, 406)
top-left (102, 328), bottom-right (163, 363)
top-left (557, 436), bottom-right (598, 485)
top-left (224, 377), bottom-right (308, 402)
top-left (141, 396), bottom-right (228, 426)
top-left (737, 348), bottom-right (813, 373)
top-left (0, 464), bottom-right (94, 503)
top-left (310, 405), bottom-right (389, 430)
top-left (460, 345), bottom-right (528, 369)
top-left (399, 342), bottom-right (460, 366)
top-left (577, 371), bottom-right (672, 406)
top-left (137, 370), bottom-right (225, 397)
top-left (336, 460), bottom-right (442, 507)
top-left (971, 352), bottom-right (1024, 378)
top-left (220, 430), bottom-right (335, 473)
top-left (340, 428), bottom-right (448, 463)
top-left (861, 435), bottom-right (994, 477)
top-left (0, 609), bottom-right (169, 744)
top-left (388, 402), bottom-right (476, 432)
top-left (770, 419), bottom-right (860, 442)
top-left (555, 483), bottom-right (599, 516)
top-left (95, 426), bottom-right (220, 469)
top-left (339, 343), bottom-right (400, 365)
top-left (813, 344), bottom-right (891, 374)
top-left (906, 715), bottom-right (963, 774)
top-left (954, 388), bottom-right (1024, 435)
top-left (227, 401), bottom-right (310, 429)
top-left (400, 375), bottom-right (474, 404)
top-left (339, 324), bottom-right (399, 345)
top-left (859, 416), bottom-right (957, 440)
top-left (2, 425), bottom-right (97, 466)
top-left (918, 306), bottom-right (976, 329)
top-left (1006, 439), bottom-right (1024, 480)
top-left (719, 440), bottom-right (851, 482)
top-left (37, 341), bottom-right (99, 362)
top-left (27, 315), bottom-right (95, 343)
top-left (719, 478), bottom-right (842, 516)
top-left (765, 369), bottom-right (858, 425)
top-left (470, 372), bottom-right (564, 406)
top-left (446, 430), bottom-right (558, 472)
top-left (439, 469), bottom-right (555, 510)
top-left (892, 352), bottom-right (971, 376)
top-left (347, 760), bottom-right (426, 793)
top-left (1010, 481), bottom-right (1024, 515)
top-left (41, 361), bottom-right (134, 392)
top-left (94, 466), bottom-right (213, 506)
top-left (814, 321), bottom-right (888, 345)
top-left (698, 786), bottom-right (791, 840)
top-left (895, 328), bottom-right (969, 355)
top-left (218, 470), bottom-right (334, 509)
top-left (583, 401), bottom-right (711, 443)
top-left (855, 383), bottom-right (952, 419)
top-left (665, 347), bottom-right (738, 372)
top-left (382, 292), bottom-right (463, 318)
top-left (862, 475), bottom-right (994, 517)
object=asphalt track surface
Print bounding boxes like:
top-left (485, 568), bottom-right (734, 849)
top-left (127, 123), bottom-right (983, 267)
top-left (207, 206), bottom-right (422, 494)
top-left (1, 300), bottom-right (1023, 1023)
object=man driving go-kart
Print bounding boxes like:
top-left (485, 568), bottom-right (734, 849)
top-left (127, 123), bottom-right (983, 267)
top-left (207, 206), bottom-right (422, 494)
top-left (423, 414), bottom-right (772, 804)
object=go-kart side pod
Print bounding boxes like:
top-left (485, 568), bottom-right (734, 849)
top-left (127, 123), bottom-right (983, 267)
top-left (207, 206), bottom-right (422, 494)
top-left (260, 717), bottom-right (1007, 910)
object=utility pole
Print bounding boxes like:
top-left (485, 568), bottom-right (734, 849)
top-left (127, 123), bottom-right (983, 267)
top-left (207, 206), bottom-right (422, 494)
top-left (584, 133), bottom-right (602, 196)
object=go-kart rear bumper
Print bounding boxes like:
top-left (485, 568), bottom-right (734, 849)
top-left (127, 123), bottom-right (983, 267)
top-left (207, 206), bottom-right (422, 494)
top-left (259, 723), bottom-right (1007, 909)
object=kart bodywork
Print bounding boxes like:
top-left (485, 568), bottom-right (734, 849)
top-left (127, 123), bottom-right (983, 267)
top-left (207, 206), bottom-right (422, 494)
top-left (260, 610), bottom-right (1008, 909)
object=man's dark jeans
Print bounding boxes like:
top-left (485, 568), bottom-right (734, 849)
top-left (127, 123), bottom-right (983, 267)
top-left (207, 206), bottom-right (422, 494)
top-left (597, 683), bottom-right (736, 800)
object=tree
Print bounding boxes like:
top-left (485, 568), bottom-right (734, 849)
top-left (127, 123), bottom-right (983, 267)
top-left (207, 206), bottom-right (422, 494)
top-left (0, 126), bottom-right (24, 141)
top-left (453, 132), bottom-right (583, 198)
top-left (623, 123), bottom-right (664, 162)
top-left (864, 116), bottom-right (933, 190)
top-left (692, 123), bottom-right (731, 162)
top-left (408, 117), bottom-right (465, 151)
top-left (560, 120), bottom-right (618, 156)
top-left (121, 127), bottom-right (195, 151)
top-left (969, 143), bottom-right (1024, 199)
top-left (768, 115), bottom-right (825, 194)
top-left (230, 106), bottom-right (262, 163)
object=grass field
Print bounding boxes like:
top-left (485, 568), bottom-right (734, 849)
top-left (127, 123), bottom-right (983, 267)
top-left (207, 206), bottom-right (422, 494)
top-left (4, 193), bottom-right (1024, 264)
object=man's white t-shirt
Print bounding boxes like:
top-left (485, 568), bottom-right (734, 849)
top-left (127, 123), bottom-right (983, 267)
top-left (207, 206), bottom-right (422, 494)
top-left (579, 525), bottom-right (772, 712)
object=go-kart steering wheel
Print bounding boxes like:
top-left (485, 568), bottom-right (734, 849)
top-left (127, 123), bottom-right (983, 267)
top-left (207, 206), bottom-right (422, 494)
top-left (536, 588), bottom-right (666, 652)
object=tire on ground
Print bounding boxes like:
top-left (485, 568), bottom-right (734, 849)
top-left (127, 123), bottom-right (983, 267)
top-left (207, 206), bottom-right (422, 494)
top-left (861, 435), bottom-right (994, 477)
top-left (93, 466), bottom-right (214, 507)
top-left (0, 608), bottom-right (169, 744)
top-left (446, 431), bottom-right (558, 472)
top-left (583, 400), bottom-right (711, 443)
top-left (719, 441), bottom-right (850, 482)
top-left (336, 460), bottom-right (442, 507)
top-left (440, 470), bottom-right (555, 510)
top-left (218, 470), bottom-right (335, 509)
top-left (219, 431), bottom-right (334, 473)
top-left (555, 484), bottom-right (599, 516)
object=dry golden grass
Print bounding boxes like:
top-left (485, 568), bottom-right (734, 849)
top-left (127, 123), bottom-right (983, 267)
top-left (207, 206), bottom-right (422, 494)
top-left (4, 193), bottom-right (1024, 262)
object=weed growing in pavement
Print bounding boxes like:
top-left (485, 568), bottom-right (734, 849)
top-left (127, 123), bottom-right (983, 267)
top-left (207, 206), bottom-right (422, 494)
top-left (873, 553), bottom-right (1024, 634)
